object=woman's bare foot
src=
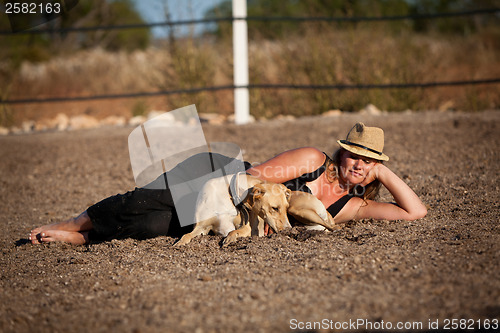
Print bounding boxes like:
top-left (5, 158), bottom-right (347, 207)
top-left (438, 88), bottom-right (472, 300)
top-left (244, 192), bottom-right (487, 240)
top-left (30, 211), bottom-right (92, 244)
top-left (38, 230), bottom-right (89, 245)
top-left (30, 223), bottom-right (63, 244)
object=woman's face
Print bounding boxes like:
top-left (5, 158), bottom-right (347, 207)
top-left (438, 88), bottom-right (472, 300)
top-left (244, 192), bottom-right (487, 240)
top-left (339, 150), bottom-right (377, 185)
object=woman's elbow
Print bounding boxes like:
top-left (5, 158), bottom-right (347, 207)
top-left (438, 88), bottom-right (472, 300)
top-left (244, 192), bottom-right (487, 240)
top-left (406, 205), bottom-right (428, 221)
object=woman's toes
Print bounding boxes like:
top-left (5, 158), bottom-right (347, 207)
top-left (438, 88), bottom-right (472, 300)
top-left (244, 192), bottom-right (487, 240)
top-left (39, 232), bottom-right (51, 242)
top-left (30, 232), bottom-right (41, 244)
top-left (37, 230), bottom-right (87, 245)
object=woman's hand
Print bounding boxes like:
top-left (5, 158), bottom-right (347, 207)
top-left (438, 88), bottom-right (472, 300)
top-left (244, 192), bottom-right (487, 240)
top-left (356, 163), bottom-right (428, 221)
top-left (360, 163), bottom-right (384, 186)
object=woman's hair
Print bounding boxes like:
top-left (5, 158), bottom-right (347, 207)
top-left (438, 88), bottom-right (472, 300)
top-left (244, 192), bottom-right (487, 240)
top-left (324, 148), bottom-right (382, 201)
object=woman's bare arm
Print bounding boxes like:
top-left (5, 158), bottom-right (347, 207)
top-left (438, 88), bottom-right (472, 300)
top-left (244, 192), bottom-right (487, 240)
top-left (356, 164), bottom-right (427, 221)
top-left (247, 147), bottom-right (326, 183)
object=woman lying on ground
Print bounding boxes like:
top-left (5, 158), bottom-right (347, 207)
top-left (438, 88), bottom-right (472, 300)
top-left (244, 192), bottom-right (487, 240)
top-left (29, 122), bottom-right (426, 245)
top-left (247, 122), bottom-right (427, 233)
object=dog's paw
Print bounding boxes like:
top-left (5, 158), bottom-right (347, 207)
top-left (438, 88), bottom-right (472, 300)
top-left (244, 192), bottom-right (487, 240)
top-left (173, 236), bottom-right (190, 247)
top-left (331, 224), bottom-right (342, 231)
top-left (316, 208), bottom-right (328, 222)
top-left (222, 232), bottom-right (239, 247)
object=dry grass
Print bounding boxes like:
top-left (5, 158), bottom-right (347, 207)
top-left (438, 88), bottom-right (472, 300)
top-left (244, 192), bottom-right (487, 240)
top-left (2, 27), bottom-right (499, 126)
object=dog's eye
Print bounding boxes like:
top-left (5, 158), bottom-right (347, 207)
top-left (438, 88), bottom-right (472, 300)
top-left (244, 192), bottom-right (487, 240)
top-left (272, 207), bottom-right (280, 212)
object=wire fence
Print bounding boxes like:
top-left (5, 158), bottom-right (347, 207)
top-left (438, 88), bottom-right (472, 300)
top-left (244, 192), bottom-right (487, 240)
top-left (1, 8), bottom-right (498, 35)
top-left (1, 7), bottom-right (499, 105)
top-left (3, 79), bottom-right (500, 105)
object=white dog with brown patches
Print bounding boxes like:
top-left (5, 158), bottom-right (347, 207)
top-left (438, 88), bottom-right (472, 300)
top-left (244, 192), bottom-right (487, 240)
top-left (175, 173), bottom-right (292, 246)
top-left (175, 173), bottom-right (340, 246)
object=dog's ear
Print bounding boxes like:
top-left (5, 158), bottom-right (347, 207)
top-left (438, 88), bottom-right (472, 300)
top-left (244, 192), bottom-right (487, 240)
top-left (250, 184), bottom-right (266, 205)
top-left (284, 188), bottom-right (292, 203)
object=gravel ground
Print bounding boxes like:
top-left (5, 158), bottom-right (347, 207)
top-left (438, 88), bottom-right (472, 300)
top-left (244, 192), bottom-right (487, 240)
top-left (0, 110), bottom-right (499, 333)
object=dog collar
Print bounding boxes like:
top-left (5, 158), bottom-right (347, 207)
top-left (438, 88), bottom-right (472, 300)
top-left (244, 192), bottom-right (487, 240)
top-left (229, 173), bottom-right (251, 224)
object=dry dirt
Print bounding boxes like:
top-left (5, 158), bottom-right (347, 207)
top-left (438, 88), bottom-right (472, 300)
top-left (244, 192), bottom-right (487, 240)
top-left (0, 110), bottom-right (499, 333)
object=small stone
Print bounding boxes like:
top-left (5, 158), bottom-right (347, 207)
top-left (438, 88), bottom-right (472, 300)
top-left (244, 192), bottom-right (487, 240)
top-left (199, 275), bottom-right (212, 282)
top-left (101, 116), bottom-right (126, 127)
top-left (128, 115), bottom-right (146, 127)
top-left (359, 104), bottom-right (382, 115)
top-left (69, 115), bottom-right (100, 130)
top-left (22, 120), bottom-right (35, 133)
top-left (323, 109), bottom-right (342, 117)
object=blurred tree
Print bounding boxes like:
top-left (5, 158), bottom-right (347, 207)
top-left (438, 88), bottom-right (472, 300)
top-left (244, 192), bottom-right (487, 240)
top-left (205, 0), bottom-right (413, 39)
top-left (410, 0), bottom-right (500, 34)
top-left (205, 0), bottom-right (498, 39)
top-left (57, 0), bottom-right (150, 51)
top-left (0, 0), bottom-right (150, 64)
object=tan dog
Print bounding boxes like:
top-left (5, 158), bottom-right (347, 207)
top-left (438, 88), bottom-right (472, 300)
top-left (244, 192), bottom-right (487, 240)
top-left (287, 191), bottom-right (341, 231)
top-left (175, 173), bottom-right (292, 247)
top-left (222, 181), bottom-right (293, 246)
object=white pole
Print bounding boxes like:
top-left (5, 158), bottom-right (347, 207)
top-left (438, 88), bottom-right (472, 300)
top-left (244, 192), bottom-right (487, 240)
top-left (232, 0), bottom-right (250, 125)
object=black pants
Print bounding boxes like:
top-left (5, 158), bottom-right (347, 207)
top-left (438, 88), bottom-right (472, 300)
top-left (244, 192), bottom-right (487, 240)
top-left (87, 186), bottom-right (193, 242)
top-left (86, 152), bottom-right (251, 242)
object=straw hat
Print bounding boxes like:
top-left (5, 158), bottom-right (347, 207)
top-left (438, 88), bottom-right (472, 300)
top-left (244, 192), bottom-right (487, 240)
top-left (337, 122), bottom-right (389, 161)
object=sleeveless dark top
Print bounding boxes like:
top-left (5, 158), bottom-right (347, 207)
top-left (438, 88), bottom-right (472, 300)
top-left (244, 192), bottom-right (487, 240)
top-left (282, 153), bottom-right (365, 218)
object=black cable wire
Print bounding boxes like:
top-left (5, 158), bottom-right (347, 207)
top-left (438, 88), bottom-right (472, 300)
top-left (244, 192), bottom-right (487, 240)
top-left (2, 8), bottom-right (498, 106)
top-left (0, 85), bottom-right (232, 104)
top-left (1, 8), bottom-right (498, 35)
top-left (2, 79), bottom-right (499, 105)
top-left (244, 8), bottom-right (500, 22)
top-left (249, 78), bottom-right (500, 90)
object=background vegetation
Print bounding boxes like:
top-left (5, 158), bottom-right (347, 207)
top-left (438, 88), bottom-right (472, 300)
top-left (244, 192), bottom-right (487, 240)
top-left (207, 0), bottom-right (500, 37)
top-left (0, 0), bottom-right (499, 126)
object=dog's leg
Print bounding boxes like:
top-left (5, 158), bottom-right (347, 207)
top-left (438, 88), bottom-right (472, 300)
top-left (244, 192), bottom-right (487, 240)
top-left (250, 214), bottom-right (265, 237)
top-left (288, 192), bottom-right (340, 231)
top-left (174, 217), bottom-right (218, 246)
top-left (288, 208), bottom-right (340, 231)
top-left (222, 223), bottom-right (251, 247)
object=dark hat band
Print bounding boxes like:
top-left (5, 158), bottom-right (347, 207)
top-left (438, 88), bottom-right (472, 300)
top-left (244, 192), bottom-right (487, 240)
top-left (339, 140), bottom-right (383, 156)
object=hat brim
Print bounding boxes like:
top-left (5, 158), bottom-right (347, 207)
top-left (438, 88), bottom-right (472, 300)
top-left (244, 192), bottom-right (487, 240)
top-left (337, 140), bottom-right (389, 161)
